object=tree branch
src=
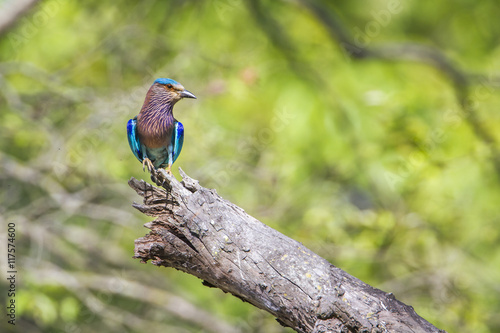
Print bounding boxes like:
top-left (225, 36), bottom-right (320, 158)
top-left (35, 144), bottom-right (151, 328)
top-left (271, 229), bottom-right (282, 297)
top-left (298, 0), bottom-right (500, 178)
top-left (130, 169), bottom-right (446, 333)
top-left (246, 0), bottom-right (500, 180)
top-left (32, 264), bottom-right (239, 333)
top-left (0, 0), bottom-right (41, 35)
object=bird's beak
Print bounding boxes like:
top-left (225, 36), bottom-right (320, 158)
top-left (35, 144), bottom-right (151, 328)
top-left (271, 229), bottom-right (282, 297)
top-left (180, 90), bottom-right (196, 99)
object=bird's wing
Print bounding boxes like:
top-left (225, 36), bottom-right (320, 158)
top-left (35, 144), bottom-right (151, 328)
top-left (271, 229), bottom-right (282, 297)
top-left (127, 117), bottom-right (143, 162)
top-left (172, 120), bottom-right (184, 163)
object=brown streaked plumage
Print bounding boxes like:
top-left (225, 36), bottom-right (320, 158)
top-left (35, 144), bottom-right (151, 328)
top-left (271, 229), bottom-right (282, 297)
top-left (137, 82), bottom-right (182, 148)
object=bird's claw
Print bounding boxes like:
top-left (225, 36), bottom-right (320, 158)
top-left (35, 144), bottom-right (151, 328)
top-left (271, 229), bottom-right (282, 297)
top-left (156, 169), bottom-right (168, 185)
top-left (157, 165), bottom-right (172, 178)
top-left (142, 157), bottom-right (161, 184)
top-left (153, 166), bottom-right (173, 186)
top-left (142, 158), bottom-right (173, 185)
top-left (142, 158), bottom-right (156, 173)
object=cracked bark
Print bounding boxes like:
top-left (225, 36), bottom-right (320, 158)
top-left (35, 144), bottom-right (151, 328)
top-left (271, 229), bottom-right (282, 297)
top-left (130, 169), bottom-right (446, 333)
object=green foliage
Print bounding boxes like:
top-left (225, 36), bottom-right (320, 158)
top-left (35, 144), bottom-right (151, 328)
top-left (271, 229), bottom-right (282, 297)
top-left (1, 0), bottom-right (500, 332)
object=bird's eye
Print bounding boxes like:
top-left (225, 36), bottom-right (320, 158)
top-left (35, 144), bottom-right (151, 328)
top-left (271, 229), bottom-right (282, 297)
top-left (166, 84), bottom-right (173, 89)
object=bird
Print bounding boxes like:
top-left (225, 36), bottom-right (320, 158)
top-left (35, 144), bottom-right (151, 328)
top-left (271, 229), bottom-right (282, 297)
top-left (127, 78), bottom-right (196, 180)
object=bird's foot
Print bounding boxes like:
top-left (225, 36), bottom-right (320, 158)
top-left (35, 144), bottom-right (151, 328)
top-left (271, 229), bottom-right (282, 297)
top-left (142, 158), bottom-right (155, 174)
top-left (143, 158), bottom-right (161, 184)
top-left (155, 166), bottom-right (173, 185)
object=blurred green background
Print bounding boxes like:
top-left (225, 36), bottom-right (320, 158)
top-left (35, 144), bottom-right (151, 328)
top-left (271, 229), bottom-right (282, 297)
top-left (1, 0), bottom-right (500, 332)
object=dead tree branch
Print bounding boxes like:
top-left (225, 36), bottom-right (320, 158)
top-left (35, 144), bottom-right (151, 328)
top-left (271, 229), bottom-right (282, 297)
top-left (0, 0), bottom-right (41, 35)
top-left (130, 169), bottom-right (446, 333)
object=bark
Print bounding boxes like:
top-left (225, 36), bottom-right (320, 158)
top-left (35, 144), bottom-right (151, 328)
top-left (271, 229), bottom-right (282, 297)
top-left (130, 169), bottom-right (446, 333)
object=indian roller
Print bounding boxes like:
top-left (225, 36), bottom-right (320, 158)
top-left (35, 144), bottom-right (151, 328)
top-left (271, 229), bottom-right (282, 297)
top-left (127, 78), bottom-right (196, 180)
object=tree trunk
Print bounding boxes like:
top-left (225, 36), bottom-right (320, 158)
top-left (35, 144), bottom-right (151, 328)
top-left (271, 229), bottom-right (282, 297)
top-left (130, 169), bottom-right (446, 333)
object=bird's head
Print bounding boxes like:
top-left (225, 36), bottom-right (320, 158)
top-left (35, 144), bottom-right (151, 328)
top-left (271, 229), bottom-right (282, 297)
top-left (152, 78), bottom-right (196, 104)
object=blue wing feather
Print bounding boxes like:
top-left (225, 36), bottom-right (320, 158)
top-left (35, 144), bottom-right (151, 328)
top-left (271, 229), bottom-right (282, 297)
top-left (127, 117), bottom-right (143, 162)
top-left (128, 117), bottom-right (183, 169)
top-left (172, 121), bottom-right (184, 163)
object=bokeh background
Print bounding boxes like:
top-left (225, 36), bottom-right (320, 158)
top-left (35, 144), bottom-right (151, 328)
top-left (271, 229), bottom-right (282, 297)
top-left (1, 0), bottom-right (500, 332)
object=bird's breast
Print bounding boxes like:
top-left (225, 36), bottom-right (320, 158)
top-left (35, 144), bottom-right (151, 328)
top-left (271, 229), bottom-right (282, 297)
top-left (136, 113), bottom-right (174, 148)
